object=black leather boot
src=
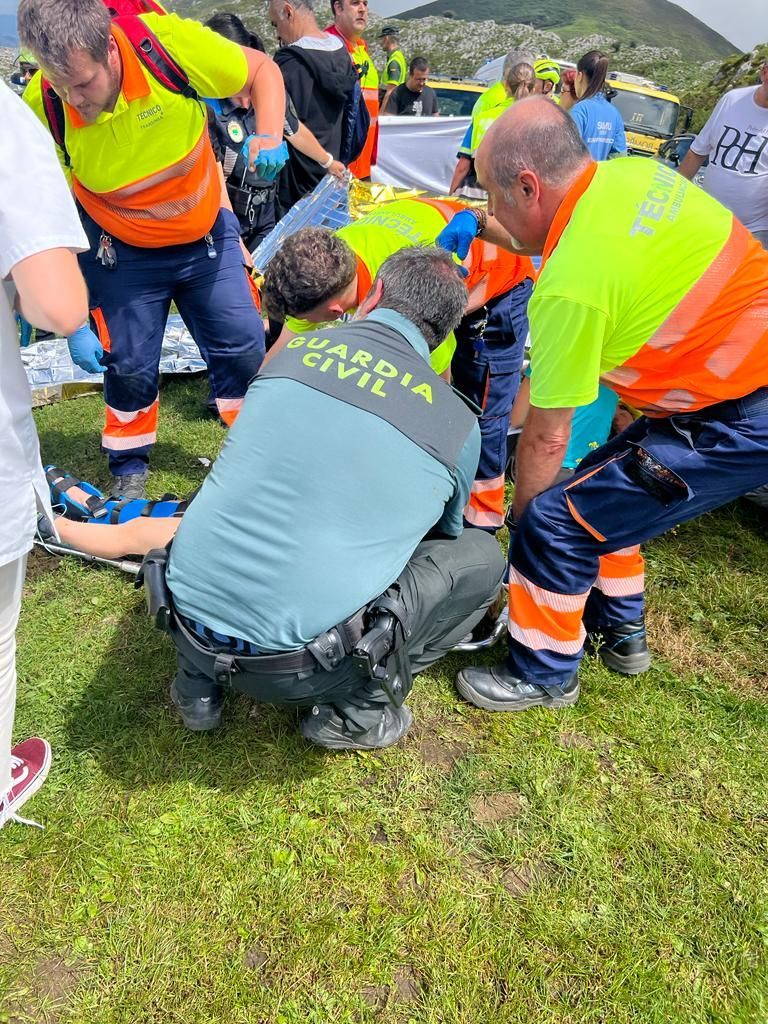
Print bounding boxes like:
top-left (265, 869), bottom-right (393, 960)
top-left (456, 663), bottom-right (579, 712)
top-left (586, 617), bottom-right (651, 675)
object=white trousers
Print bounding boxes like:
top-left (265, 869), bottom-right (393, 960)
top-left (0, 555), bottom-right (27, 795)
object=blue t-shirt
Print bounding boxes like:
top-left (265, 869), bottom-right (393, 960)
top-left (562, 383), bottom-right (618, 469)
top-left (167, 309), bottom-right (481, 651)
top-left (570, 94), bottom-right (627, 161)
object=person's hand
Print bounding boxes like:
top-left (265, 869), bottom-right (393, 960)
top-left (328, 159), bottom-right (347, 180)
top-left (67, 324), bottom-right (105, 374)
top-left (436, 209), bottom-right (480, 260)
top-left (243, 134), bottom-right (289, 181)
top-left (15, 314), bottom-right (33, 347)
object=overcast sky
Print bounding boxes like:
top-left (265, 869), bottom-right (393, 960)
top-left (372, 0), bottom-right (763, 51)
top-left (0, 0), bottom-right (762, 50)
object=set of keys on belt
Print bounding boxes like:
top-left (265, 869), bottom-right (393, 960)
top-left (95, 231), bottom-right (218, 267)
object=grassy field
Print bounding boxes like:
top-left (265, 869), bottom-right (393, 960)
top-left (2, 378), bottom-right (767, 1024)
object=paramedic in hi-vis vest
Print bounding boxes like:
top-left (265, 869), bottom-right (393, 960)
top-left (263, 197), bottom-right (535, 532)
top-left (437, 98), bottom-right (768, 713)
top-left (19, 0), bottom-right (286, 499)
top-left (326, 0), bottom-right (378, 180)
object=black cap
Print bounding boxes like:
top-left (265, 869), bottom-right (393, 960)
top-left (379, 25), bottom-right (399, 36)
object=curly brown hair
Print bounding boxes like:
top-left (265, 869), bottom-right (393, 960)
top-left (263, 228), bottom-right (358, 322)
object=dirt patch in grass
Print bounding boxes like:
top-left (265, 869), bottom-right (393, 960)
top-left (361, 984), bottom-right (389, 1010)
top-left (244, 946), bottom-right (269, 971)
top-left (7, 954), bottom-right (80, 1023)
top-left (648, 608), bottom-right (767, 695)
top-left (371, 823), bottom-right (389, 845)
top-left (410, 718), bottom-right (471, 770)
top-left (557, 731), bottom-right (594, 750)
top-left (469, 791), bottom-right (528, 824)
top-left (392, 966), bottom-right (422, 1003)
top-left (24, 547), bottom-right (61, 589)
top-left (499, 859), bottom-right (551, 897)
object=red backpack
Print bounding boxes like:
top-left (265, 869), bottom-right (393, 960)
top-left (41, 0), bottom-right (197, 165)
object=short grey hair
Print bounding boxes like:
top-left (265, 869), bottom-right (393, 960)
top-left (373, 247), bottom-right (468, 351)
top-left (486, 97), bottom-right (590, 192)
top-left (502, 48), bottom-right (534, 80)
top-left (17, 0), bottom-right (112, 76)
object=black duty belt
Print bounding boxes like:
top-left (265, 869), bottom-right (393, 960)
top-left (137, 546), bottom-right (412, 701)
top-left (173, 604), bottom-right (368, 678)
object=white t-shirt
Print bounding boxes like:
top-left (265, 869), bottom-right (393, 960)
top-left (692, 85), bottom-right (768, 234)
top-left (0, 80), bottom-right (88, 567)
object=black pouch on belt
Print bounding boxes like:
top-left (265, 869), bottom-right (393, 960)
top-left (135, 545), bottom-right (172, 632)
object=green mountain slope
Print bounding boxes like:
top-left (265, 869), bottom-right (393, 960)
top-left (396, 0), bottom-right (736, 61)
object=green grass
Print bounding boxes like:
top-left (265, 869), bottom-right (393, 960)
top-left (2, 378), bottom-right (767, 1023)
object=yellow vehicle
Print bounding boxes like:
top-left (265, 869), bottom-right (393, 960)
top-left (607, 78), bottom-right (693, 157)
top-left (426, 76), bottom-right (485, 117)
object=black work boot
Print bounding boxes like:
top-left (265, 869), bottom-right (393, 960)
top-left (301, 703), bottom-right (413, 751)
top-left (456, 662), bottom-right (580, 712)
top-left (109, 470), bottom-right (148, 500)
top-left (170, 680), bottom-right (223, 731)
top-left (586, 617), bottom-right (651, 675)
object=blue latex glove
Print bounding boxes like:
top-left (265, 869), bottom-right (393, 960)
top-left (67, 324), bottom-right (105, 374)
top-left (436, 209), bottom-right (480, 260)
top-left (242, 134), bottom-right (289, 182)
top-left (15, 314), bottom-right (33, 347)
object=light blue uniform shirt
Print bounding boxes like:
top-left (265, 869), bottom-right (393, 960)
top-left (570, 94), bottom-right (627, 161)
top-left (167, 309), bottom-right (480, 651)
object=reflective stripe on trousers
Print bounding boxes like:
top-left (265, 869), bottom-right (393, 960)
top-left (506, 398), bottom-right (768, 685)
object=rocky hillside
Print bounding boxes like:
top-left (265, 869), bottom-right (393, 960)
top-left (683, 44), bottom-right (768, 131)
top-left (170, 0), bottom-right (717, 99)
top-left (397, 0), bottom-right (736, 63)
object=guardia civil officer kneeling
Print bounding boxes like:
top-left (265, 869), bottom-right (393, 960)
top-left (148, 248), bottom-right (505, 750)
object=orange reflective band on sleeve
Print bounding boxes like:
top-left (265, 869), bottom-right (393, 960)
top-left (594, 547), bottom-right (645, 597)
top-left (508, 567), bottom-right (588, 655)
top-left (215, 397), bottom-right (243, 426)
top-left (464, 474), bottom-right (504, 529)
top-left (102, 398), bottom-right (159, 451)
top-left (90, 307), bottom-right (112, 353)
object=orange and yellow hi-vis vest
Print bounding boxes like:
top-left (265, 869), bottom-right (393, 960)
top-left (529, 158), bottom-right (768, 417)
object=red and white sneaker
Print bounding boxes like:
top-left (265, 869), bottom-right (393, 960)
top-left (0, 737), bottom-right (52, 830)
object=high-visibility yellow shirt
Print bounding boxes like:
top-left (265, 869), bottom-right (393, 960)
top-left (529, 157), bottom-right (768, 415)
top-left (383, 48), bottom-right (407, 87)
top-left (459, 82), bottom-right (511, 157)
top-left (24, 13), bottom-right (247, 194)
top-left (285, 198), bottom-right (534, 373)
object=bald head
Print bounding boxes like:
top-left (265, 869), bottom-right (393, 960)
top-left (480, 97), bottom-right (590, 195)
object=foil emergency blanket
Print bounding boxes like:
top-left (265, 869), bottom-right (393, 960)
top-left (25, 176), bottom-right (469, 399)
top-left (23, 314), bottom-right (205, 398)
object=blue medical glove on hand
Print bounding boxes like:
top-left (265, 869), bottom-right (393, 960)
top-left (67, 324), bottom-right (105, 374)
top-left (15, 314), bottom-right (33, 347)
top-left (436, 209), bottom-right (480, 260)
top-left (242, 134), bottom-right (289, 182)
